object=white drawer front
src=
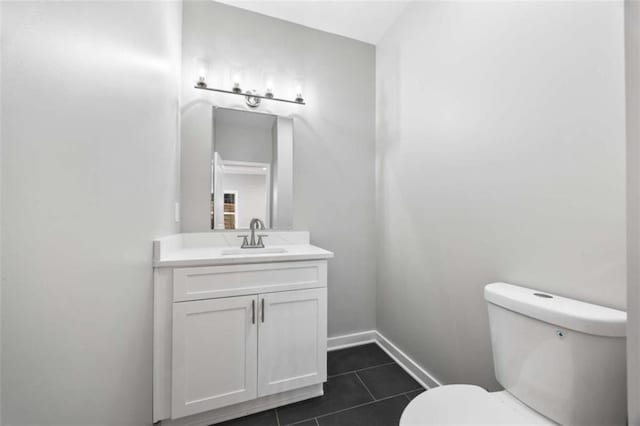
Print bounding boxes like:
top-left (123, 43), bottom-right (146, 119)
top-left (173, 261), bottom-right (327, 302)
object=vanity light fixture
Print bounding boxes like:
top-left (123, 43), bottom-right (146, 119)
top-left (193, 59), bottom-right (306, 108)
top-left (194, 83), bottom-right (306, 107)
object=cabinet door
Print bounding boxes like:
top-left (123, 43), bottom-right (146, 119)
top-left (172, 295), bottom-right (258, 419)
top-left (258, 288), bottom-right (327, 397)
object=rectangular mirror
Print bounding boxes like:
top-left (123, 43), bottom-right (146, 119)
top-left (212, 107), bottom-right (293, 230)
top-left (181, 107), bottom-right (293, 231)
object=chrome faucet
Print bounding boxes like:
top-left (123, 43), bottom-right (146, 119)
top-left (238, 218), bottom-right (267, 248)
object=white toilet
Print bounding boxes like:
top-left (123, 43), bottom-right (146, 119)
top-left (400, 282), bottom-right (627, 425)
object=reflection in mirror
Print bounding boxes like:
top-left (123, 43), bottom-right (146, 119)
top-left (212, 154), bottom-right (270, 229)
top-left (210, 107), bottom-right (293, 230)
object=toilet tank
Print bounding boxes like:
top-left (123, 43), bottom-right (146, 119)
top-left (485, 282), bottom-right (626, 426)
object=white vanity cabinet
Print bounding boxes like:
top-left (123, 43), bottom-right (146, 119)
top-left (171, 287), bottom-right (327, 419)
top-left (153, 234), bottom-right (332, 426)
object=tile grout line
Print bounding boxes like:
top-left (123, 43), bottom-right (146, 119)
top-left (286, 419), bottom-right (315, 426)
top-left (403, 388), bottom-right (425, 401)
top-left (327, 361), bottom-right (397, 379)
top-left (283, 391), bottom-right (414, 426)
top-left (354, 371), bottom-right (377, 402)
top-left (315, 392), bottom-right (411, 422)
top-left (275, 408), bottom-right (281, 426)
top-left (282, 347), bottom-right (421, 426)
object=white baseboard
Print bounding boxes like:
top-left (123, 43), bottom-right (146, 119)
top-left (327, 330), bottom-right (377, 351)
top-left (327, 329), bottom-right (442, 389)
top-left (374, 331), bottom-right (441, 389)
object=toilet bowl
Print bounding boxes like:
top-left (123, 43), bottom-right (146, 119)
top-left (400, 385), bottom-right (554, 425)
top-left (399, 282), bottom-right (627, 426)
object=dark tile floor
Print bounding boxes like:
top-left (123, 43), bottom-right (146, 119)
top-left (214, 343), bottom-right (426, 426)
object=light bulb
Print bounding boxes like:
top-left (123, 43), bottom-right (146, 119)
top-left (294, 78), bottom-right (304, 103)
top-left (265, 80), bottom-right (275, 97)
top-left (194, 57), bottom-right (209, 88)
top-left (230, 68), bottom-right (243, 93)
top-left (264, 72), bottom-right (276, 98)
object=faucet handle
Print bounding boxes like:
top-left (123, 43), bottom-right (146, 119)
top-left (256, 234), bottom-right (267, 248)
top-left (237, 235), bottom-right (249, 248)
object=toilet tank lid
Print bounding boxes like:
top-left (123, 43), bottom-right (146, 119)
top-left (484, 282), bottom-right (626, 337)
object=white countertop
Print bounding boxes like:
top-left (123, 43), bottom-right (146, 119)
top-left (153, 231), bottom-right (334, 267)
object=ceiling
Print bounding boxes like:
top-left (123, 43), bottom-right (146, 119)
top-left (214, 0), bottom-right (410, 45)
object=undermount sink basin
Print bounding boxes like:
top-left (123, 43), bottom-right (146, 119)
top-left (220, 247), bottom-right (288, 256)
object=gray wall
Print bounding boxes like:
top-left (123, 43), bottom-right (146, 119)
top-left (215, 109), bottom-right (274, 164)
top-left (0, 1), bottom-right (3, 422)
top-left (376, 1), bottom-right (626, 388)
top-left (1, 1), bottom-right (182, 424)
top-left (181, 0), bottom-right (377, 337)
top-left (626, 0), bottom-right (640, 422)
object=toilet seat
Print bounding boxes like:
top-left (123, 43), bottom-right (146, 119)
top-left (399, 385), bottom-right (556, 425)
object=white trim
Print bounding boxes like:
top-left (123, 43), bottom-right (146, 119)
top-left (327, 330), bottom-right (377, 351)
top-left (222, 160), bottom-right (271, 175)
top-left (326, 330), bottom-right (443, 390)
top-left (374, 331), bottom-right (442, 389)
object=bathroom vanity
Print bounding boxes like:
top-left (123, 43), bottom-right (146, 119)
top-left (153, 104), bottom-right (332, 424)
top-left (153, 231), bottom-right (333, 425)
